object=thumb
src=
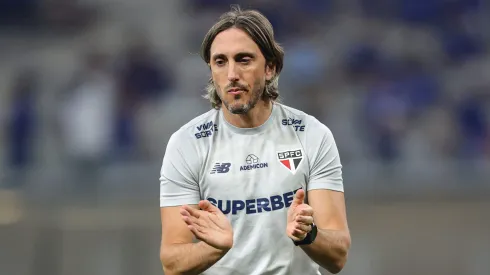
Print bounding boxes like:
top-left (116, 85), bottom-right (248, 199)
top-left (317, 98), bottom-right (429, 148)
top-left (292, 189), bottom-right (305, 206)
top-left (199, 200), bottom-right (221, 213)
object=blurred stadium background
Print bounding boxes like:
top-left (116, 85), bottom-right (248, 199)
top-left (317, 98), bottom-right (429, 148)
top-left (1, 0), bottom-right (490, 274)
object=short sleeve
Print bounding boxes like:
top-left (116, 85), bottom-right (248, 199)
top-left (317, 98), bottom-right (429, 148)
top-left (306, 118), bottom-right (344, 192)
top-left (160, 131), bottom-right (201, 207)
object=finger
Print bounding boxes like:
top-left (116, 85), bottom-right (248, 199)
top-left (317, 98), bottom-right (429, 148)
top-left (298, 206), bottom-right (314, 217)
top-left (199, 200), bottom-right (222, 214)
top-left (182, 205), bottom-right (201, 218)
top-left (182, 215), bottom-right (206, 228)
top-left (187, 218), bottom-right (207, 234)
top-left (182, 216), bottom-right (194, 228)
top-left (291, 189), bottom-right (305, 206)
top-left (180, 208), bottom-right (190, 217)
top-left (207, 213), bottom-right (221, 228)
top-left (291, 229), bottom-right (307, 240)
top-left (208, 212), bottom-right (230, 230)
top-left (289, 235), bottom-right (301, 242)
top-left (295, 223), bottom-right (312, 233)
top-left (296, 215), bottom-right (314, 225)
top-left (188, 224), bottom-right (207, 240)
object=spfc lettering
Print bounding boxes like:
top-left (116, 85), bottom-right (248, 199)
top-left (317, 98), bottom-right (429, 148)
top-left (277, 149), bottom-right (303, 175)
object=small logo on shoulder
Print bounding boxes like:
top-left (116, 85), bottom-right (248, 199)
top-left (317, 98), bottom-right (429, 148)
top-left (277, 149), bottom-right (303, 175)
top-left (195, 121), bottom-right (218, 139)
top-left (281, 118), bottom-right (305, 132)
top-left (210, 163), bottom-right (231, 174)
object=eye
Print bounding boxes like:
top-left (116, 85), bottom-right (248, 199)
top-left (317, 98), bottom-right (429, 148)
top-left (240, 57), bottom-right (251, 64)
top-left (215, 59), bottom-right (226, 66)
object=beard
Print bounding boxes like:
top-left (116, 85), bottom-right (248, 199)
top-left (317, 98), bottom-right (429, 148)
top-left (218, 80), bottom-right (264, 115)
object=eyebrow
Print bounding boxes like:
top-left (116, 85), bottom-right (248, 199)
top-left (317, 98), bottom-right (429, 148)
top-left (211, 51), bottom-right (256, 61)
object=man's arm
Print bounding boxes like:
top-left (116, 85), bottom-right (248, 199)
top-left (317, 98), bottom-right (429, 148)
top-left (300, 118), bottom-right (351, 273)
top-left (160, 206), bottom-right (229, 275)
top-left (300, 189), bottom-right (351, 274)
top-left (159, 131), bottom-right (229, 274)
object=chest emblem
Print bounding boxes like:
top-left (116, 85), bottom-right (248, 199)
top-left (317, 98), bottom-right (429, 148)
top-left (277, 149), bottom-right (303, 175)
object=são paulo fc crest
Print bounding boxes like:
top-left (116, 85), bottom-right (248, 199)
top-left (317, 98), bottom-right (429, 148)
top-left (277, 149), bottom-right (303, 175)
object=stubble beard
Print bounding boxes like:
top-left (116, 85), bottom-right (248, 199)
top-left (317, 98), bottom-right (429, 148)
top-left (219, 82), bottom-right (264, 115)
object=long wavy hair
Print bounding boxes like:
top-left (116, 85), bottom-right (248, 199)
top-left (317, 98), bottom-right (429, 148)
top-left (200, 5), bottom-right (285, 109)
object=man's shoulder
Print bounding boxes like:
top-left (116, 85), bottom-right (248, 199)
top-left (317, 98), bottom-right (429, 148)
top-left (276, 103), bottom-right (327, 130)
top-left (170, 108), bottom-right (220, 142)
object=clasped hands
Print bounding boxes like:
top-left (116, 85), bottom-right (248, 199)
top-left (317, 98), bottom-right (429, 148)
top-left (179, 188), bottom-right (314, 250)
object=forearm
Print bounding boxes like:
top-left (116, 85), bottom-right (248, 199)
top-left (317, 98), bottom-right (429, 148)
top-left (161, 241), bottom-right (228, 275)
top-left (300, 229), bottom-right (351, 274)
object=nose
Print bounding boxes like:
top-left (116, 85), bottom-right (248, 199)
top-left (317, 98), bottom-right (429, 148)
top-left (227, 62), bottom-right (239, 82)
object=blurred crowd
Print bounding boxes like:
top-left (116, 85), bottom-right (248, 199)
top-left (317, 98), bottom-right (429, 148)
top-left (1, 0), bottom-right (490, 191)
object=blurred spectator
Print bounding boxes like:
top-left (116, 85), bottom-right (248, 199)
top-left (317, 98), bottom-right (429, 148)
top-left (344, 43), bottom-right (382, 82)
top-left (118, 35), bottom-right (173, 102)
top-left (437, 1), bottom-right (485, 65)
top-left (57, 49), bottom-right (116, 189)
top-left (40, 0), bottom-right (96, 32)
top-left (396, 57), bottom-right (440, 117)
top-left (362, 70), bottom-right (410, 162)
top-left (115, 33), bottom-right (174, 160)
top-left (361, 0), bottom-right (396, 19)
top-left (0, 0), bottom-right (95, 32)
top-left (456, 88), bottom-right (490, 159)
top-left (401, 104), bottom-right (458, 163)
top-left (396, 0), bottom-right (445, 25)
top-left (188, 0), bottom-right (235, 12)
top-left (3, 68), bottom-right (38, 188)
top-left (0, 0), bottom-right (40, 27)
top-left (291, 0), bottom-right (331, 15)
top-left (282, 39), bottom-right (326, 88)
top-left (440, 27), bottom-right (483, 65)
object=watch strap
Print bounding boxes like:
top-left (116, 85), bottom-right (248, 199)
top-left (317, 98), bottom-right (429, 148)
top-left (293, 223), bottom-right (318, 246)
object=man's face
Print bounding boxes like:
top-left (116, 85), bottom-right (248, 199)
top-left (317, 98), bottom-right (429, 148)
top-left (209, 27), bottom-right (274, 114)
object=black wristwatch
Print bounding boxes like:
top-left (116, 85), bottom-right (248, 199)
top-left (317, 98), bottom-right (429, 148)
top-left (293, 223), bottom-right (318, 246)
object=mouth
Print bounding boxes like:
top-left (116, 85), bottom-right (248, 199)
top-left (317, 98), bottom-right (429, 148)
top-left (227, 88), bottom-right (246, 95)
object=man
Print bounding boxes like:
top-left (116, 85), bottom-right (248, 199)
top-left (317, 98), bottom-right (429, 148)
top-left (159, 6), bottom-right (351, 275)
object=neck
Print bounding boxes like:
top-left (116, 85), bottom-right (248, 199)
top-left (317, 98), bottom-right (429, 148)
top-left (222, 100), bottom-right (273, 128)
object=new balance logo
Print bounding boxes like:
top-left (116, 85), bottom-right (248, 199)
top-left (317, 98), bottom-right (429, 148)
top-left (210, 163), bottom-right (231, 174)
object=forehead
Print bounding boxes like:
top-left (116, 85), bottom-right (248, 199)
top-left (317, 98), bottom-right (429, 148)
top-left (210, 27), bottom-right (262, 57)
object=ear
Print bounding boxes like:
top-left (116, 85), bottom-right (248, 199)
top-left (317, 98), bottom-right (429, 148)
top-left (265, 62), bottom-right (275, 81)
